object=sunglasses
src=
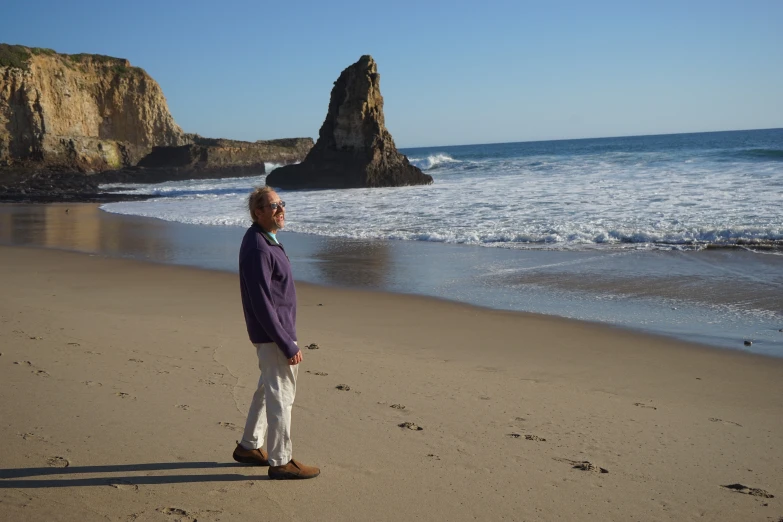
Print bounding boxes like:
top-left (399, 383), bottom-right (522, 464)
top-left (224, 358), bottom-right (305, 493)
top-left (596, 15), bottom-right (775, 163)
top-left (263, 201), bottom-right (286, 210)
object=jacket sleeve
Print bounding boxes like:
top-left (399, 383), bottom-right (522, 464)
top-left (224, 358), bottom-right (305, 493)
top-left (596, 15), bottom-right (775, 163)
top-left (241, 246), bottom-right (300, 359)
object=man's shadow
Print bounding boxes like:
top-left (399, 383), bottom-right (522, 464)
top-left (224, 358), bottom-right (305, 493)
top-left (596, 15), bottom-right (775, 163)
top-left (0, 462), bottom-right (270, 488)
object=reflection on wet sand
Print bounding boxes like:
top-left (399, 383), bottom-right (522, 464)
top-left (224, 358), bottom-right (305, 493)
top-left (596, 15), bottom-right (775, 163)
top-left (492, 250), bottom-right (783, 315)
top-left (310, 239), bottom-right (392, 288)
top-left (0, 203), bottom-right (165, 258)
top-left (0, 203), bottom-right (398, 289)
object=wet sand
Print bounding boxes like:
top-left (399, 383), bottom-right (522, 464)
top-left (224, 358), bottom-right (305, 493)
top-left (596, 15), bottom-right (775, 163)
top-left (1, 244), bottom-right (783, 521)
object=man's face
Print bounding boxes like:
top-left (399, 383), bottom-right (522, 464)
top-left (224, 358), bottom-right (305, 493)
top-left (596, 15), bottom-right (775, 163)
top-left (254, 191), bottom-right (285, 233)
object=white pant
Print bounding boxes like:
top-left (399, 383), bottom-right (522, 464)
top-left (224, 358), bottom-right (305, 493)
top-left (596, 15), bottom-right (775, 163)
top-left (240, 342), bottom-right (298, 467)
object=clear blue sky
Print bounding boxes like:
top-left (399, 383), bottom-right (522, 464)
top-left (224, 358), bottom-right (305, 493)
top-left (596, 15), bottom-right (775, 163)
top-left (3, 0), bottom-right (781, 147)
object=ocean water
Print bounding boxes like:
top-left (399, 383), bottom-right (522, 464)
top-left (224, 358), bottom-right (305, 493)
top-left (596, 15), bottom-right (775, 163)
top-left (101, 128), bottom-right (783, 251)
top-left (9, 129), bottom-right (779, 355)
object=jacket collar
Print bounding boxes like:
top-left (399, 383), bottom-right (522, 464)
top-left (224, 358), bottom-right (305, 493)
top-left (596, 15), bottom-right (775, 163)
top-left (253, 223), bottom-right (282, 247)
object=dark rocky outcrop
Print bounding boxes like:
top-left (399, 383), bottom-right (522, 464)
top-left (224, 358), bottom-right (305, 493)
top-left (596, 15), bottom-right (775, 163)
top-left (97, 136), bottom-right (314, 184)
top-left (266, 55), bottom-right (432, 189)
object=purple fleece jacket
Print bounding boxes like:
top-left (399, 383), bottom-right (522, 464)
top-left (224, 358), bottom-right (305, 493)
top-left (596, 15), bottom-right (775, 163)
top-left (239, 224), bottom-right (299, 359)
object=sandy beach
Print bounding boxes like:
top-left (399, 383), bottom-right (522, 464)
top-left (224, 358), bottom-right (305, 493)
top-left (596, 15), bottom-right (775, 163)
top-left (1, 244), bottom-right (782, 521)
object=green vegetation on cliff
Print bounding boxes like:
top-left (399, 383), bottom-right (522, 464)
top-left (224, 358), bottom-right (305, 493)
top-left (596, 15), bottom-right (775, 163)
top-left (0, 43), bottom-right (142, 76)
top-left (0, 44), bottom-right (33, 70)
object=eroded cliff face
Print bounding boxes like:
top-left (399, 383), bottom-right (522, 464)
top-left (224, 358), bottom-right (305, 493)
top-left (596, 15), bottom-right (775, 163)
top-left (0, 45), bottom-right (186, 172)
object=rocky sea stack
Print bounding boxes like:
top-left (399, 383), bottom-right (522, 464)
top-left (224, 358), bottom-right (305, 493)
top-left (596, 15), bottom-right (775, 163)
top-left (266, 55), bottom-right (432, 189)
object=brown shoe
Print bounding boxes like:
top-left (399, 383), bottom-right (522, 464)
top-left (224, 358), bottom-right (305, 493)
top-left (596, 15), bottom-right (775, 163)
top-left (268, 459), bottom-right (320, 480)
top-left (232, 443), bottom-right (270, 466)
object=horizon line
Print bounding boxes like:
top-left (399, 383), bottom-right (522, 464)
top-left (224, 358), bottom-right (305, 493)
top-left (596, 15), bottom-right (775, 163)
top-left (398, 126), bottom-right (783, 151)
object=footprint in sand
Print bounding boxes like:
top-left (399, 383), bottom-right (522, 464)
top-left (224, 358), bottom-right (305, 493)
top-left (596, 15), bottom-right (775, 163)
top-left (306, 343), bottom-right (320, 350)
top-left (13, 361), bottom-right (33, 366)
top-left (128, 358), bottom-right (143, 363)
top-left (157, 507), bottom-right (196, 521)
top-left (115, 392), bottom-right (134, 399)
top-left (720, 483), bottom-right (774, 498)
top-left (32, 370), bottom-right (50, 377)
top-left (218, 422), bottom-right (241, 431)
top-left (554, 457), bottom-right (608, 473)
top-left (67, 342), bottom-right (81, 347)
top-left (426, 453), bottom-right (441, 460)
top-left (83, 380), bottom-right (102, 387)
top-left (709, 417), bottom-right (743, 427)
top-left (305, 371), bottom-right (329, 376)
top-left (47, 456), bottom-right (70, 468)
top-left (634, 402), bottom-right (658, 410)
top-left (336, 384), bottom-right (351, 391)
top-left (176, 404), bottom-right (190, 411)
top-left (390, 404), bottom-right (406, 410)
top-left (108, 479), bottom-right (138, 491)
top-left (398, 422), bottom-right (423, 431)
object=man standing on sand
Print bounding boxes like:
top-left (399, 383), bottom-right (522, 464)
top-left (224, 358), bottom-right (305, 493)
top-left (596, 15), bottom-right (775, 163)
top-left (232, 186), bottom-right (320, 480)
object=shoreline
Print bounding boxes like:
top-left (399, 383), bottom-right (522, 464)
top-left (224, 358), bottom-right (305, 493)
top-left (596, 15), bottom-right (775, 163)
top-left (2, 202), bottom-right (782, 356)
top-left (1, 244), bottom-right (782, 521)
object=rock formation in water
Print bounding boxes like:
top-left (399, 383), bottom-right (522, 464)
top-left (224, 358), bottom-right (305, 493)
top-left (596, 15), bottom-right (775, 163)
top-left (265, 55), bottom-right (432, 189)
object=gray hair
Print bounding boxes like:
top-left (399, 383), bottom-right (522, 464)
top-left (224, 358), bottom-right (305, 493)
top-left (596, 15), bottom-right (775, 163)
top-left (248, 186), bottom-right (276, 223)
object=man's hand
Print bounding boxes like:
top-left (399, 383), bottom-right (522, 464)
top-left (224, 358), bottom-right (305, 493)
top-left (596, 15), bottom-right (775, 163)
top-left (289, 351), bottom-right (303, 365)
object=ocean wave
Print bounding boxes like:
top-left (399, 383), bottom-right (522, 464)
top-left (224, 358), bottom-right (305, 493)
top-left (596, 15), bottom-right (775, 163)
top-left (280, 221), bottom-right (783, 251)
top-left (407, 153), bottom-right (460, 170)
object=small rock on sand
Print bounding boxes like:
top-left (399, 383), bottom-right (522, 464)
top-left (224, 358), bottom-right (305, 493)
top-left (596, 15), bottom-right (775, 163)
top-left (721, 483), bottom-right (774, 498)
top-left (574, 461), bottom-right (608, 473)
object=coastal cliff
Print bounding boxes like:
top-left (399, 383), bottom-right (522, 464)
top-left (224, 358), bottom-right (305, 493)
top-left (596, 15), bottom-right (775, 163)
top-left (0, 44), bottom-right (314, 201)
top-left (0, 44), bottom-right (186, 172)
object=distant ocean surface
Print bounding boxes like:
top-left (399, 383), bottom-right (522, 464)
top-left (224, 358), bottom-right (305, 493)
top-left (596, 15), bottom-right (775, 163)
top-left (102, 128), bottom-right (783, 251)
